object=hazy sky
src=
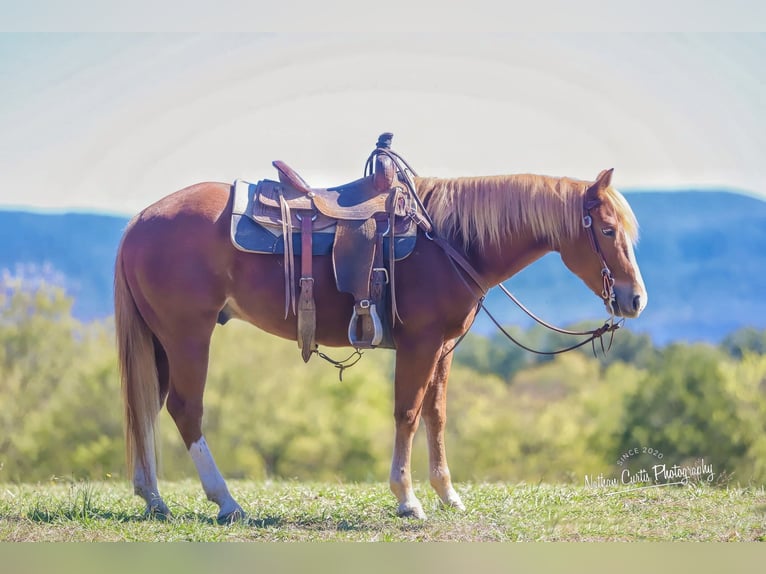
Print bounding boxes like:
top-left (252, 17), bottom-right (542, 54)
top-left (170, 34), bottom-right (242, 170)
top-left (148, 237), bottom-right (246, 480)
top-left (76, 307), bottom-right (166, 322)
top-left (0, 33), bottom-right (764, 214)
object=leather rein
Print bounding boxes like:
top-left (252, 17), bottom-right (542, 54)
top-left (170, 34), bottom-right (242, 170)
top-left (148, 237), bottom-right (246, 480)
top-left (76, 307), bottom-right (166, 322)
top-left (383, 151), bottom-right (623, 358)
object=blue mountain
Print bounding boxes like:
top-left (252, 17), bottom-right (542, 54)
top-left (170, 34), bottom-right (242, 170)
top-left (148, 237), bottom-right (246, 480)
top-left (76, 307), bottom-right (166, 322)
top-left (1, 190), bottom-right (764, 344)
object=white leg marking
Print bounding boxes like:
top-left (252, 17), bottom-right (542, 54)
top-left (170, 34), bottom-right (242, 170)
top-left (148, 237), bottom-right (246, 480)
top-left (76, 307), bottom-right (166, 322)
top-left (133, 438), bottom-right (170, 516)
top-left (390, 469), bottom-right (426, 519)
top-left (389, 436), bottom-right (426, 519)
top-left (430, 467), bottom-right (465, 511)
top-left (189, 436), bottom-right (244, 521)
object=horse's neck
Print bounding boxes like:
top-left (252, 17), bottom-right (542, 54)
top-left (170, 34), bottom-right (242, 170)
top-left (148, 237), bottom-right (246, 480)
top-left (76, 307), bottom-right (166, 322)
top-left (418, 175), bottom-right (562, 288)
top-left (468, 232), bottom-right (552, 288)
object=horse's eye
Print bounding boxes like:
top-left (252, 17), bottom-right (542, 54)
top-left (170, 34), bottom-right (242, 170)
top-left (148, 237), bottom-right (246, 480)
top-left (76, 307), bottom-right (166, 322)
top-left (601, 227), bottom-right (615, 237)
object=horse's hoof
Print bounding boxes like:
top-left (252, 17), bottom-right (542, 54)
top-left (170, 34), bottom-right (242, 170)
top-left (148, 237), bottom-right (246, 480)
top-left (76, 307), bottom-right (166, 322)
top-left (144, 501), bottom-right (171, 520)
top-left (442, 495), bottom-right (466, 512)
top-left (217, 505), bottom-right (247, 525)
top-left (397, 502), bottom-right (427, 520)
top-left (442, 499), bottom-right (465, 512)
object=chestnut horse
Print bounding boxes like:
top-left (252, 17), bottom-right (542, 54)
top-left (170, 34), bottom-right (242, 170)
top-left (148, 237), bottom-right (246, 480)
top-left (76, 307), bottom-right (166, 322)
top-left (115, 167), bottom-right (646, 521)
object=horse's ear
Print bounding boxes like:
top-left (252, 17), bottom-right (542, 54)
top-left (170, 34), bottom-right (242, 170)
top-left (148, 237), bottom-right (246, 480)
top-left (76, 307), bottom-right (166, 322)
top-left (586, 168), bottom-right (614, 203)
top-left (595, 168), bottom-right (614, 190)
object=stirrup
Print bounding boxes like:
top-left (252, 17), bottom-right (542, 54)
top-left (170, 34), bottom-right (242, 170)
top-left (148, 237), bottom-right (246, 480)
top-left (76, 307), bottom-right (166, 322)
top-left (348, 301), bottom-right (383, 348)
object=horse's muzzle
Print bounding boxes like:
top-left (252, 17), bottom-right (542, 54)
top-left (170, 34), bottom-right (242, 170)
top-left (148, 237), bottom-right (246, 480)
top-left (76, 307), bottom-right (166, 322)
top-left (610, 285), bottom-right (647, 319)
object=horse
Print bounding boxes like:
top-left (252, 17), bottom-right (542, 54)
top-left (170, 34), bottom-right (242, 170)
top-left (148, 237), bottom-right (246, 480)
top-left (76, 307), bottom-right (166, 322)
top-left (115, 165), bottom-right (647, 522)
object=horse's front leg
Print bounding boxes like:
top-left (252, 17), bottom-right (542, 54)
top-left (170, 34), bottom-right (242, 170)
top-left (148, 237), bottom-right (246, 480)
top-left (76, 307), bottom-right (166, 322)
top-left (390, 336), bottom-right (443, 519)
top-left (422, 347), bottom-right (465, 511)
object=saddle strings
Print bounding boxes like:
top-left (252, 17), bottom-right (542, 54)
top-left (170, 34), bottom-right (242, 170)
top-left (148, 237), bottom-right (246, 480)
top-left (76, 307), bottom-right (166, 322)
top-left (279, 188), bottom-right (297, 317)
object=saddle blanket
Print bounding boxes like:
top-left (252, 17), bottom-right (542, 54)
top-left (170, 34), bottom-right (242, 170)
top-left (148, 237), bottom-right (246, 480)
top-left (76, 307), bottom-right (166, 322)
top-left (229, 179), bottom-right (417, 259)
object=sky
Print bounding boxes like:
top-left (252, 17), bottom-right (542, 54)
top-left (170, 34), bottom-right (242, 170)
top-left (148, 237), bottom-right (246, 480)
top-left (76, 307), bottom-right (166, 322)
top-left (0, 33), bottom-right (764, 215)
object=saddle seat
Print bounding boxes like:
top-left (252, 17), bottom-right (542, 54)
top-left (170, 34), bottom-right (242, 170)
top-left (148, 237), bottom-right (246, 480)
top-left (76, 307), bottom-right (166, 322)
top-left (272, 158), bottom-right (397, 220)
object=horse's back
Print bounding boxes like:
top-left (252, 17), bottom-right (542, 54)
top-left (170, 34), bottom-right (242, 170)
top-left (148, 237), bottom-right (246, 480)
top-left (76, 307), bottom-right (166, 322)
top-left (136, 182), bottom-right (232, 224)
top-left (122, 181), bottom-right (232, 248)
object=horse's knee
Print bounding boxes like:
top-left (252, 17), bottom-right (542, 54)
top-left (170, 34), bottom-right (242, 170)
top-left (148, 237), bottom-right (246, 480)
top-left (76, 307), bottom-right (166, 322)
top-left (393, 407), bottom-right (420, 429)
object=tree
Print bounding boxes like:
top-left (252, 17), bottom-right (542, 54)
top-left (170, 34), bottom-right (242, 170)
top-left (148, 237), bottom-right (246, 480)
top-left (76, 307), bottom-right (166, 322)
top-left (0, 279), bottom-right (124, 482)
top-left (454, 329), bottom-right (531, 381)
top-left (616, 344), bottom-right (759, 481)
top-left (721, 327), bottom-right (766, 358)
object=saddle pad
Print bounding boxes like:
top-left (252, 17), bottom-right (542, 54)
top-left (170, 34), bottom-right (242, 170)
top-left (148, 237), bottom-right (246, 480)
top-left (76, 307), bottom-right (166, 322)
top-left (230, 179), bottom-right (417, 260)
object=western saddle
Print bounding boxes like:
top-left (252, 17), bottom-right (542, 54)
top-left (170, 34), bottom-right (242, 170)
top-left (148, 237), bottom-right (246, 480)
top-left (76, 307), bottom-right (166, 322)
top-left (265, 133), bottom-right (432, 361)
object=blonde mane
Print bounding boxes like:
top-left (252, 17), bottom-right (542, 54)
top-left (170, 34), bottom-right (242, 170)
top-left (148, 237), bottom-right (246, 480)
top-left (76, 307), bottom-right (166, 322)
top-left (415, 174), bottom-right (638, 250)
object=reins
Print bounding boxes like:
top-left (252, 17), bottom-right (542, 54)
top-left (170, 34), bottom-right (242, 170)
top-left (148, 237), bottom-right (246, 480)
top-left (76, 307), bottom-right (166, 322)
top-left (424, 189), bottom-right (624, 359)
top-left (438, 249), bottom-right (623, 359)
top-left (480, 295), bottom-right (623, 357)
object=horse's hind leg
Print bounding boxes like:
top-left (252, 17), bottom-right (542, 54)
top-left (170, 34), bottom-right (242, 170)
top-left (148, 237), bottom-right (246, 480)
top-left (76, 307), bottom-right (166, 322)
top-left (164, 331), bottom-right (245, 523)
top-left (133, 435), bottom-right (169, 518)
top-left (132, 339), bottom-right (171, 518)
top-left (422, 348), bottom-right (465, 511)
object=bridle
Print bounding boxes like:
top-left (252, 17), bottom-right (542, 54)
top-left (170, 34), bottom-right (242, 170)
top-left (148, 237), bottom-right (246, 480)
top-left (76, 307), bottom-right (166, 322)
top-left (582, 198), bottom-right (617, 314)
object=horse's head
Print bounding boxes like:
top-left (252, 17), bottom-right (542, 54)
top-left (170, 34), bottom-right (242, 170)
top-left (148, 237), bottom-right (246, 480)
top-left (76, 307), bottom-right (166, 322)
top-left (559, 169), bottom-right (647, 319)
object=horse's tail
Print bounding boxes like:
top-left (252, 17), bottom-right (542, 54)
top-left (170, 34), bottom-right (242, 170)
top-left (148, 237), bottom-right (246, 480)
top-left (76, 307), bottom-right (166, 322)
top-left (114, 231), bottom-right (161, 480)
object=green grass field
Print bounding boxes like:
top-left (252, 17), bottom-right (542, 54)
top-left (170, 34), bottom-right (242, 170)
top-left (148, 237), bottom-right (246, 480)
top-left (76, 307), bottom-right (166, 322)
top-left (1, 479), bottom-right (765, 542)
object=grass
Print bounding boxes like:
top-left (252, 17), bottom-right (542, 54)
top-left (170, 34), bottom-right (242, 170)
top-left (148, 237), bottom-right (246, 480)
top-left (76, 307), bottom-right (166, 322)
top-left (1, 479), bottom-right (765, 542)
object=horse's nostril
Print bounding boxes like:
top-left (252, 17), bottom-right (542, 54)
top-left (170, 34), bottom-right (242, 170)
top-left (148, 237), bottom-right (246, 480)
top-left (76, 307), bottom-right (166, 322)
top-left (632, 295), bottom-right (642, 312)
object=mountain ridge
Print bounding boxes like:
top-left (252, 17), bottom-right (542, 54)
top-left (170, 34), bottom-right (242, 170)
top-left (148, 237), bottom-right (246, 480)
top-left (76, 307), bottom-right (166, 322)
top-left (2, 189), bottom-right (764, 344)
